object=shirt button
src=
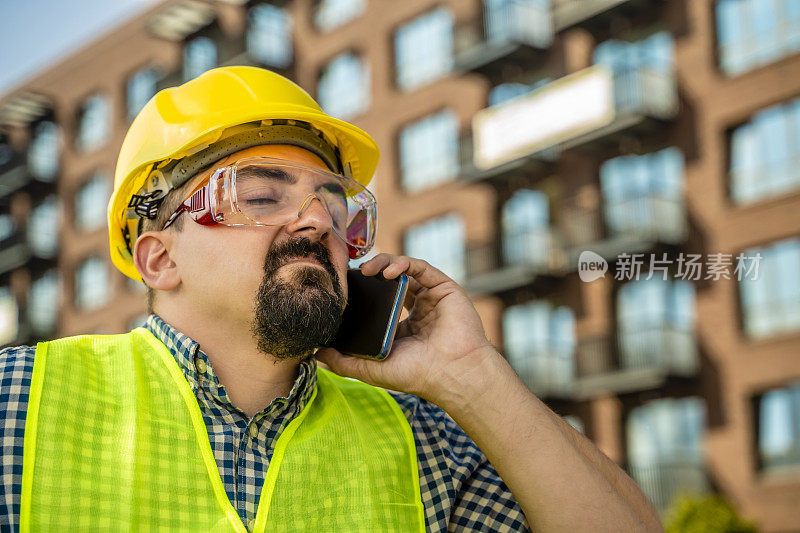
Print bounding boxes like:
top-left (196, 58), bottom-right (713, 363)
top-left (248, 518), bottom-right (256, 530)
top-left (195, 359), bottom-right (207, 374)
top-left (249, 424), bottom-right (258, 439)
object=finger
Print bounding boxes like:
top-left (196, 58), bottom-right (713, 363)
top-left (402, 276), bottom-right (425, 311)
top-left (379, 256), bottom-right (410, 279)
top-left (315, 347), bottom-right (381, 384)
top-left (383, 256), bottom-right (452, 290)
top-left (395, 317), bottom-right (414, 339)
top-left (359, 254), bottom-right (394, 276)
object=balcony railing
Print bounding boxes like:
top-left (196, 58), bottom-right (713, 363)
top-left (458, 133), bottom-right (557, 183)
top-left (0, 155), bottom-right (31, 200)
top-left (0, 227), bottom-right (58, 278)
top-left (465, 229), bottom-right (567, 294)
top-left (559, 194), bottom-right (687, 267)
top-left (0, 231), bottom-right (31, 276)
top-left (454, 0), bottom-right (552, 79)
top-left (574, 325), bottom-right (698, 395)
top-left (552, 0), bottom-right (659, 31)
top-left (485, 0), bottom-right (553, 48)
top-left (629, 461), bottom-right (708, 513)
top-left (508, 349), bottom-right (575, 398)
top-left (471, 64), bottom-right (677, 170)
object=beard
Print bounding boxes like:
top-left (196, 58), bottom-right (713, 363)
top-left (251, 237), bottom-right (346, 359)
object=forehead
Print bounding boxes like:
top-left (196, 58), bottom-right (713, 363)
top-left (186, 144), bottom-right (332, 189)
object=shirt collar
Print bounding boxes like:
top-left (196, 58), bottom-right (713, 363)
top-left (143, 314), bottom-right (317, 420)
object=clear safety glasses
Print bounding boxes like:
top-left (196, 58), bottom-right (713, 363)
top-left (161, 157), bottom-right (377, 258)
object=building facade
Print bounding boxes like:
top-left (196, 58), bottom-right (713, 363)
top-left (1, 0), bottom-right (798, 529)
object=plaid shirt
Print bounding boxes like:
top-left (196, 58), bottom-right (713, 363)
top-left (0, 315), bottom-right (530, 532)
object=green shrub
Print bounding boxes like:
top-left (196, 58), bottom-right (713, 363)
top-left (664, 494), bottom-right (758, 533)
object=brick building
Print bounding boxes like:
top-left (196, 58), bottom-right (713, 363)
top-left (1, 0), bottom-right (798, 529)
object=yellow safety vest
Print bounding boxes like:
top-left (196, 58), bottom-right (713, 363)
top-left (21, 328), bottom-right (425, 532)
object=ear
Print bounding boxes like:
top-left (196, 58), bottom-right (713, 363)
top-left (133, 231), bottom-right (181, 291)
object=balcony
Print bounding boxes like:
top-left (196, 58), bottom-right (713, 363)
top-left (629, 461), bottom-right (708, 513)
top-left (0, 154), bottom-right (29, 201)
top-left (562, 195), bottom-right (688, 266)
top-left (0, 231), bottom-right (30, 277)
top-left (471, 64), bottom-right (677, 170)
top-left (574, 325), bottom-right (698, 396)
top-left (509, 350), bottom-right (577, 400)
top-left (458, 133), bottom-right (556, 184)
top-left (0, 226), bottom-right (58, 279)
top-left (454, 0), bottom-right (553, 80)
top-left (464, 228), bottom-right (567, 295)
top-left (552, 0), bottom-right (662, 31)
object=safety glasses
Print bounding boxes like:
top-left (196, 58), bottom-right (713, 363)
top-left (161, 157), bottom-right (377, 258)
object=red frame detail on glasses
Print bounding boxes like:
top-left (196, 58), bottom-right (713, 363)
top-left (161, 179), bottom-right (217, 231)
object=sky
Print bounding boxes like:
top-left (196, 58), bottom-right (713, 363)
top-left (0, 0), bottom-right (162, 96)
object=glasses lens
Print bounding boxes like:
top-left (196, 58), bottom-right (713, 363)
top-left (232, 160), bottom-right (376, 252)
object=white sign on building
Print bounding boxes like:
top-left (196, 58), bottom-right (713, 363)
top-left (473, 65), bottom-right (616, 170)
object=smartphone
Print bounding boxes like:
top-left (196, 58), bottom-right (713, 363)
top-left (330, 269), bottom-right (408, 360)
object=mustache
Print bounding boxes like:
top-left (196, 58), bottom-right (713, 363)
top-left (263, 237), bottom-right (339, 283)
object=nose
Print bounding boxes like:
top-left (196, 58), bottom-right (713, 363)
top-left (284, 194), bottom-right (334, 239)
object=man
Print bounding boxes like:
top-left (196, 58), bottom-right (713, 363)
top-left (0, 66), bottom-right (661, 531)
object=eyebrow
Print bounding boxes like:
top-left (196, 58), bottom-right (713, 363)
top-left (237, 165), bottom-right (297, 184)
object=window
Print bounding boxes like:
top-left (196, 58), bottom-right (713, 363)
top-left (399, 110), bottom-right (458, 192)
top-left (627, 397), bottom-right (707, 511)
top-left (75, 257), bottom-right (110, 310)
top-left (184, 36), bottom-right (217, 81)
top-left (27, 196), bottom-right (60, 259)
top-left (318, 53), bottom-right (370, 119)
top-left (503, 301), bottom-right (575, 393)
top-left (314, 0), bottom-right (365, 31)
top-left (729, 97), bottom-right (800, 204)
top-left (0, 288), bottom-right (18, 346)
top-left (247, 4), bottom-right (292, 68)
top-left (404, 214), bottom-right (465, 283)
top-left (76, 94), bottom-right (110, 152)
top-left (502, 189), bottom-right (552, 267)
top-left (759, 382), bottom-right (800, 471)
top-left (28, 270), bottom-right (59, 334)
top-left (739, 237), bottom-right (800, 338)
top-left (716, 0), bottom-right (800, 75)
top-left (600, 147), bottom-right (685, 240)
top-left (593, 30), bottom-right (674, 75)
top-left (617, 278), bottom-right (696, 370)
top-left (75, 172), bottom-right (112, 232)
top-left (394, 8), bottom-right (453, 90)
top-left (28, 121), bottom-right (59, 181)
top-left (126, 67), bottom-right (160, 120)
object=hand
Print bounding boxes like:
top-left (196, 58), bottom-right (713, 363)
top-left (315, 254), bottom-right (503, 405)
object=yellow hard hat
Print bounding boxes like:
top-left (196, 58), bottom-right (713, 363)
top-left (109, 66), bottom-right (380, 281)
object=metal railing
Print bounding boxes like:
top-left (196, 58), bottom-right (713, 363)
top-left (576, 325), bottom-right (698, 379)
top-left (508, 349), bottom-right (575, 397)
top-left (604, 195), bottom-right (687, 244)
top-left (628, 461), bottom-right (708, 513)
top-left (610, 66), bottom-right (677, 120)
top-left (466, 228), bottom-right (563, 278)
top-left (558, 194), bottom-right (687, 251)
top-left (484, 0), bottom-right (553, 49)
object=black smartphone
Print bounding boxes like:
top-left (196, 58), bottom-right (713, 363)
top-left (330, 269), bottom-right (409, 359)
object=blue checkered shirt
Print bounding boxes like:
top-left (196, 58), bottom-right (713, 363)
top-left (0, 315), bottom-right (530, 532)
